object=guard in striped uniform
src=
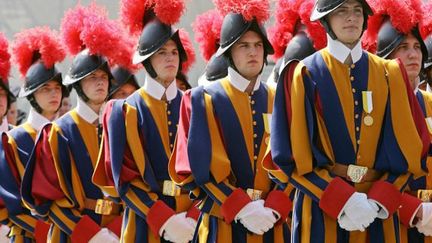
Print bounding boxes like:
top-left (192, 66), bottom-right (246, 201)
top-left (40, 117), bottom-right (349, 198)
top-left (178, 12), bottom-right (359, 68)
top-left (269, 0), bottom-right (430, 242)
top-left (169, 0), bottom-right (292, 242)
top-left (93, 0), bottom-right (198, 242)
top-left (20, 4), bottom-right (130, 243)
top-left (364, 0), bottom-right (432, 240)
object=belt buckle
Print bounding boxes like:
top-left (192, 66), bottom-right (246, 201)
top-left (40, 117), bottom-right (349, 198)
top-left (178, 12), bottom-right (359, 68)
top-left (418, 190), bottom-right (432, 202)
top-left (246, 188), bottom-right (263, 201)
top-left (347, 165), bottom-right (368, 183)
top-left (162, 180), bottom-right (181, 197)
top-left (95, 199), bottom-right (113, 215)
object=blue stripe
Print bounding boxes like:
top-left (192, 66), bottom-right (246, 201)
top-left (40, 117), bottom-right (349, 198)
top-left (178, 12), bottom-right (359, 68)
top-left (416, 91), bottom-right (427, 117)
top-left (303, 53), bottom-right (370, 164)
top-left (271, 69), bottom-right (295, 176)
top-left (310, 201), bottom-right (324, 243)
top-left (188, 86), bottom-right (212, 185)
top-left (56, 115), bottom-right (103, 200)
top-left (8, 127), bottom-right (34, 168)
top-left (369, 217), bottom-right (385, 243)
top-left (106, 100), bottom-right (127, 191)
top-left (133, 211), bottom-right (149, 243)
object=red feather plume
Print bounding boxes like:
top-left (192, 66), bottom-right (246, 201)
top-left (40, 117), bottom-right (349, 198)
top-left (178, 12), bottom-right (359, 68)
top-left (12, 26), bottom-right (66, 77)
top-left (420, 1), bottom-right (432, 39)
top-left (363, 0), bottom-right (422, 53)
top-left (213, 0), bottom-right (270, 24)
top-left (0, 33), bottom-right (11, 82)
top-left (269, 0), bottom-right (326, 60)
top-left (120, 0), bottom-right (185, 36)
top-left (61, 3), bottom-right (107, 55)
top-left (192, 9), bottom-right (223, 62)
top-left (107, 21), bottom-right (140, 73)
top-left (179, 29), bottom-right (195, 73)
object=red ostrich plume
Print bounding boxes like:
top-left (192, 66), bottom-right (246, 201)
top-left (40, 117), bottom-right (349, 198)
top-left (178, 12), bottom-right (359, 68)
top-left (420, 1), bottom-right (432, 39)
top-left (108, 21), bottom-right (140, 74)
top-left (192, 9), bottom-right (223, 62)
top-left (120, 0), bottom-right (185, 36)
top-left (213, 0), bottom-right (270, 24)
top-left (178, 29), bottom-right (195, 73)
top-left (12, 26), bottom-right (66, 77)
top-left (61, 3), bottom-right (133, 69)
top-left (269, 0), bottom-right (326, 60)
top-left (60, 3), bottom-right (107, 55)
top-left (0, 33), bottom-right (11, 82)
top-left (363, 0), bottom-right (421, 53)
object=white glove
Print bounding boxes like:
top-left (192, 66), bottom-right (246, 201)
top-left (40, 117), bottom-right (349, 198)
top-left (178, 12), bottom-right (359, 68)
top-left (159, 212), bottom-right (195, 243)
top-left (185, 216), bottom-right (198, 229)
top-left (0, 225), bottom-right (9, 243)
top-left (235, 200), bottom-right (278, 235)
top-left (416, 202), bottom-right (432, 236)
top-left (368, 199), bottom-right (389, 219)
top-left (89, 228), bottom-right (119, 243)
top-left (337, 192), bottom-right (378, 231)
top-left (338, 214), bottom-right (365, 231)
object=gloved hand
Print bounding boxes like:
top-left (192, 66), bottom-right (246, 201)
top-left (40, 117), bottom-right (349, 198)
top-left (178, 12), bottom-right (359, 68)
top-left (235, 200), bottom-right (278, 235)
top-left (416, 202), bottom-right (432, 236)
top-left (368, 199), bottom-right (389, 219)
top-left (337, 192), bottom-right (378, 231)
top-left (338, 214), bottom-right (365, 231)
top-left (89, 228), bottom-right (119, 243)
top-left (159, 212), bottom-right (195, 243)
top-left (0, 225), bottom-right (9, 243)
top-left (185, 215), bottom-right (198, 229)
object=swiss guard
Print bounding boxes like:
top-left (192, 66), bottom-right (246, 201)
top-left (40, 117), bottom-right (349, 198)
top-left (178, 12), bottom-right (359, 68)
top-left (363, 0), bottom-right (432, 240)
top-left (268, 0), bottom-right (430, 242)
top-left (93, 0), bottom-right (198, 242)
top-left (262, 0), bottom-right (327, 228)
top-left (20, 4), bottom-right (129, 243)
top-left (0, 26), bottom-right (67, 243)
top-left (169, 0), bottom-right (291, 242)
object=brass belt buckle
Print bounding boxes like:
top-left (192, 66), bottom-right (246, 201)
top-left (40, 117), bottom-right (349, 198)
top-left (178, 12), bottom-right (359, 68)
top-left (347, 165), bottom-right (368, 183)
top-left (246, 188), bottom-right (263, 201)
top-left (95, 199), bottom-right (114, 215)
top-left (162, 180), bottom-right (181, 197)
top-left (418, 190), bottom-right (432, 202)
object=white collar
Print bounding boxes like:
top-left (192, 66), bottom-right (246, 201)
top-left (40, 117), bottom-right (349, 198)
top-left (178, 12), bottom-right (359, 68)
top-left (143, 74), bottom-right (177, 101)
top-left (0, 117), bottom-right (8, 133)
top-left (327, 34), bottom-right (363, 64)
top-left (76, 97), bottom-right (101, 124)
top-left (27, 108), bottom-right (51, 132)
top-left (227, 67), bottom-right (261, 92)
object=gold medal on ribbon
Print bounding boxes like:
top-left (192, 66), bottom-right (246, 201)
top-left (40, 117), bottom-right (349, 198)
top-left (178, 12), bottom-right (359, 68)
top-left (362, 91), bottom-right (374, 126)
top-left (363, 115), bottom-right (374, 126)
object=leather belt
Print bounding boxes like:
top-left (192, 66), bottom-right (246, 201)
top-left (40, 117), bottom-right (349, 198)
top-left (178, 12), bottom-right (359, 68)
top-left (84, 198), bottom-right (122, 215)
top-left (327, 164), bottom-right (382, 183)
top-left (158, 180), bottom-right (188, 197)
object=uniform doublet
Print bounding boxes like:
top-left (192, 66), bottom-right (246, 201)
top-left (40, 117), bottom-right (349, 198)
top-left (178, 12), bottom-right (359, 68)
top-left (268, 46), bottom-right (429, 243)
top-left (169, 70), bottom-right (292, 243)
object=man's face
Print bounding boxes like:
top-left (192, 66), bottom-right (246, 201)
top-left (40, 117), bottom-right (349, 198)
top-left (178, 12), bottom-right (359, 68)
top-left (230, 31), bottom-right (265, 81)
top-left (149, 39), bottom-right (180, 84)
top-left (81, 69), bottom-right (109, 105)
top-left (389, 33), bottom-right (423, 85)
top-left (328, 0), bottom-right (364, 45)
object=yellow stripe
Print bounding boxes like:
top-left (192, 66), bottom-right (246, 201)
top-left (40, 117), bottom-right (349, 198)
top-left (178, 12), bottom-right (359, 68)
top-left (291, 63), bottom-right (313, 175)
top-left (386, 60), bottom-right (424, 177)
top-left (124, 103), bottom-right (146, 178)
top-left (217, 217), bottom-right (232, 243)
top-left (124, 190), bottom-right (151, 215)
top-left (70, 111), bottom-right (99, 168)
top-left (205, 92), bottom-right (231, 183)
top-left (50, 204), bottom-right (77, 232)
top-left (93, 136), bottom-right (119, 197)
top-left (121, 210), bottom-right (135, 243)
top-left (221, 79), bottom-right (254, 167)
top-left (198, 213), bottom-right (210, 243)
top-left (356, 55), bottom-right (388, 169)
top-left (203, 182), bottom-right (228, 203)
top-left (323, 214), bottom-right (336, 243)
top-left (139, 89), bottom-right (171, 157)
top-left (382, 215), bottom-right (397, 243)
